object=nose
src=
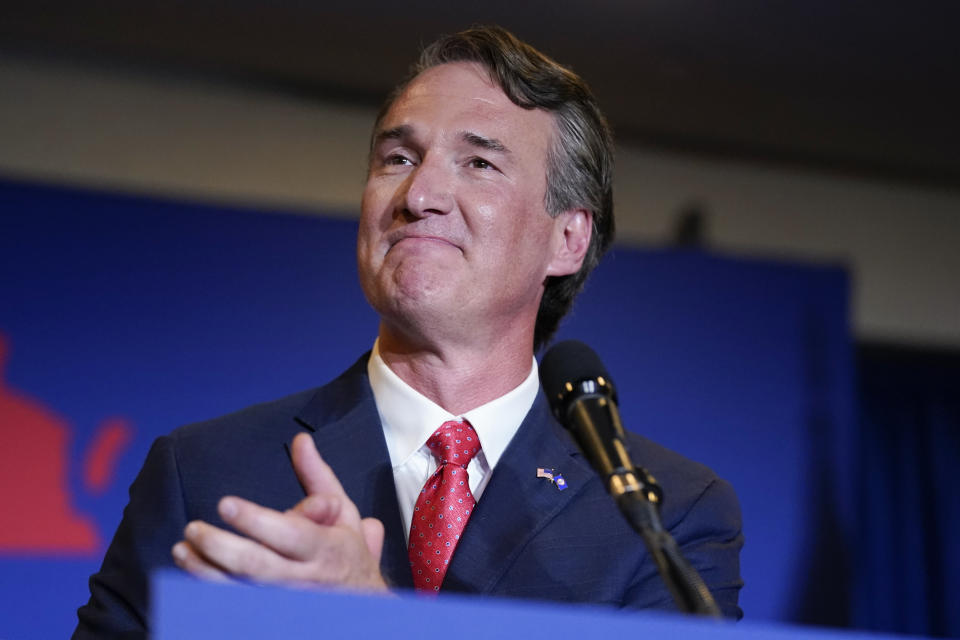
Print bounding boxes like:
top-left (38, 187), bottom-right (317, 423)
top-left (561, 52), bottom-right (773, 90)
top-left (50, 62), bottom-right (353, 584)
top-left (401, 157), bottom-right (454, 219)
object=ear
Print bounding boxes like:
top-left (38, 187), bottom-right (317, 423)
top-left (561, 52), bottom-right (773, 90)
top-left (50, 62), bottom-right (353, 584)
top-left (545, 209), bottom-right (592, 277)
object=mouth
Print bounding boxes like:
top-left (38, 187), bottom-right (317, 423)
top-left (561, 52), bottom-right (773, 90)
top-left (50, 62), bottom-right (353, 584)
top-left (387, 231), bottom-right (461, 252)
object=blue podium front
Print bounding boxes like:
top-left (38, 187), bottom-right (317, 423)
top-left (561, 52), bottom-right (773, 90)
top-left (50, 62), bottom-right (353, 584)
top-left (153, 572), bottom-right (924, 640)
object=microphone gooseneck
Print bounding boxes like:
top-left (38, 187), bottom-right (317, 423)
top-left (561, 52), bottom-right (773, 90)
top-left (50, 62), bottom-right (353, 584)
top-left (540, 340), bottom-right (721, 617)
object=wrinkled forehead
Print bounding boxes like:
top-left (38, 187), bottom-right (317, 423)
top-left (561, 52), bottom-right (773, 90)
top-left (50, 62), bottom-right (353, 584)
top-left (370, 62), bottom-right (556, 163)
top-left (373, 63), bottom-right (491, 136)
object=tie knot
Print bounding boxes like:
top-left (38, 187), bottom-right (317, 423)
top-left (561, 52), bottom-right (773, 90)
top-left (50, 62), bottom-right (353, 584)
top-left (426, 420), bottom-right (481, 467)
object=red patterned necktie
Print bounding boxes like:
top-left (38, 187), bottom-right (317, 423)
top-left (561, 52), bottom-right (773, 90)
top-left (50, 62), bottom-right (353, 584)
top-left (408, 419), bottom-right (481, 592)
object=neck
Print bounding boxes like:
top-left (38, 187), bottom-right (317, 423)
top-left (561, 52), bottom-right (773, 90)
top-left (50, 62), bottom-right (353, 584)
top-left (376, 323), bottom-right (534, 415)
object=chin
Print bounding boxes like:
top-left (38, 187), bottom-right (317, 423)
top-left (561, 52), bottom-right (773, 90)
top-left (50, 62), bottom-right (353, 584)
top-left (392, 259), bottom-right (457, 297)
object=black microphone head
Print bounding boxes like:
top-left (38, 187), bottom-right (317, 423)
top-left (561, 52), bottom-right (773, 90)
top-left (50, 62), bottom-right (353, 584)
top-left (540, 340), bottom-right (617, 419)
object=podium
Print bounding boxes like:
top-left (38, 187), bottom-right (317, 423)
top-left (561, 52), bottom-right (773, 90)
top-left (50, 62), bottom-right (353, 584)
top-left (153, 572), bottom-right (925, 640)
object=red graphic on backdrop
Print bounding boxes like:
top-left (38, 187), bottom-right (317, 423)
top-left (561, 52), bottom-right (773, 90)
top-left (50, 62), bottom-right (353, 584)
top-left (83, 417), bottom-right (133, 495)
top-left (0, 333), bottom-right (132, 553)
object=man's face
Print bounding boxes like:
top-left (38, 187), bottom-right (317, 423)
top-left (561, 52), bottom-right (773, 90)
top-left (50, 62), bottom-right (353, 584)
top-left (358, 62), bottom-right (586, 346)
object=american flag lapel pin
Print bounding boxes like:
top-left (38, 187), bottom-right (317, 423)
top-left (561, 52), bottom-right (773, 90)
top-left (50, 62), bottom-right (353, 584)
top-left (536, 467), bottom-right (568, 491)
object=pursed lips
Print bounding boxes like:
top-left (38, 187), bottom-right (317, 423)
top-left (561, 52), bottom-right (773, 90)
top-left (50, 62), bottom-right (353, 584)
top-left (387, 231), bottom-right (462, 253)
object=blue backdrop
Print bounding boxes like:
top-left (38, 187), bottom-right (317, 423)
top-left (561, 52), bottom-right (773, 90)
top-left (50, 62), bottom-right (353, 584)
top-left (0, 178), bottom-right (854, 638)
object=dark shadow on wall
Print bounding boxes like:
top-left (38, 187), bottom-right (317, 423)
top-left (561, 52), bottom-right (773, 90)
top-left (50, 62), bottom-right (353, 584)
top-left (853, 343), bottom-right (960, 638)
top-left (786, 310), bottom-right (852, 627)
top-left (786, 335), bottom-right (960, 636)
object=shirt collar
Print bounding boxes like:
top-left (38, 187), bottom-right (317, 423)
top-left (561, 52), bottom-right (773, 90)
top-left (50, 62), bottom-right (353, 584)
top-left (367, 338), bottom-right (540, 470)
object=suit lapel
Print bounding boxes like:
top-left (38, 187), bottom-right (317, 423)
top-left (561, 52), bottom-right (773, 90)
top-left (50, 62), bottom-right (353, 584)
top-left (442, 393), bottom-right (596, 594)
top-left (292, 355), bottom-right (414, 589)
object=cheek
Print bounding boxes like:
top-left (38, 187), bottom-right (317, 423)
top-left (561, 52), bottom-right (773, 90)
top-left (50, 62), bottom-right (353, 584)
top-left (361, 176), bottom-right (399, 223)
top-left (468, 185), bottom-right (533, 238)
top-left (507, 216), bottom-right (561, 281)
top-left (357, 215), bottom-right (389, 289)
top-left (356, 217), bottom-right (376, 272)
top-left (468, 201), bottom-right (500, 237)
top-left (358, 184), bottom-right (396, 252)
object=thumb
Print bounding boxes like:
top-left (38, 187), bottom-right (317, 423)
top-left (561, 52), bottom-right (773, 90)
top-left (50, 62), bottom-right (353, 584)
top-left (290, 433), bottom-right (348, 497)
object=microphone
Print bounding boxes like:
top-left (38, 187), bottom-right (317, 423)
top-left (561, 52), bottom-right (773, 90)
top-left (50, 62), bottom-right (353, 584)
top-left (539, 340), bottom-right (662, 505)
top-left (540, 340), bottom-right (721, 617)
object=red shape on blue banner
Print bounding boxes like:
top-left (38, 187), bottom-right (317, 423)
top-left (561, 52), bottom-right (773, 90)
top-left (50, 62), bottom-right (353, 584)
top-left (0, 333), bottom-right (131, 554)
top-left (83, 417), bottom-right (133, 495)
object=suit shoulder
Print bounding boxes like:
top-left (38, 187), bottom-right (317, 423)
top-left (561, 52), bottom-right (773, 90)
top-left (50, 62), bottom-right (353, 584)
top-left (169, 386), bottom-right (319, 446)
top-left (623, 431), bottom-right (717, 484)
top-left (168, 351), bottom-right (371, 447)
top-left (622, 431), bottom-right (740, 528)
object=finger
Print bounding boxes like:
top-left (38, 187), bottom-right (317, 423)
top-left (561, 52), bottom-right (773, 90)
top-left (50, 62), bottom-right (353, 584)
top-left (290, 493), bottom-right (343, 526)
top-left (360, 517), bottom-right (385, 562)
top-left (183, 519), bottom-right (303, 581)
top-left (290, 434), bottom-right (363, 528)
top-left (291, 433), bottom-right (348, 498)
top-left (171, 541), bottom-right (235, 583)
top-left (218, 496), bottom-right (321, 561)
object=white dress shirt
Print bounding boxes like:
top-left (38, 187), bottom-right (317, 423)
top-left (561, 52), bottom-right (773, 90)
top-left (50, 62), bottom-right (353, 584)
top-left (366, 339), bottom-right (540, 543)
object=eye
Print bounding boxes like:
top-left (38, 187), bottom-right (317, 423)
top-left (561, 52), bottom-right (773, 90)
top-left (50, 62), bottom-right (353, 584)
top-left (385, 153), bottom-right (414, 166)
top-left (468, 157), bottom-right (495, 170)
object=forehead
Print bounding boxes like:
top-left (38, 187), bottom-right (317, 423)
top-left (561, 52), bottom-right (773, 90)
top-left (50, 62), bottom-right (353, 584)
top-left (379, 62), bottom-right (555, 157)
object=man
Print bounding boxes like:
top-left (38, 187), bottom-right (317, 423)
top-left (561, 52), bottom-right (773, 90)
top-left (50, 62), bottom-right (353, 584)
top-left (75, 25), bottom-right (743, 637)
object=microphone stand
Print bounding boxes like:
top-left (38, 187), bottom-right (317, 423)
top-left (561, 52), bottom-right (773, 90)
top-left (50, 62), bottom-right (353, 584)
top-left (610, 468), bottom-right (721, 617)
top-left (565, 382), bottom-right (721, 617)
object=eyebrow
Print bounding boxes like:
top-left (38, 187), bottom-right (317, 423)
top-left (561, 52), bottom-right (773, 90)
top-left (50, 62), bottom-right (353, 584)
top-left (372, 124), bottom-right (412, 148)
top-left (371, 126), bottom-right (511, 158)
top-left (462, 132), bottom-right (509, 154)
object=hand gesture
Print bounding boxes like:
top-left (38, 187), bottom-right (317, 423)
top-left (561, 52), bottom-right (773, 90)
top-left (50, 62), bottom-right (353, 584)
top-left (172, 433), bottom-right (389, 592)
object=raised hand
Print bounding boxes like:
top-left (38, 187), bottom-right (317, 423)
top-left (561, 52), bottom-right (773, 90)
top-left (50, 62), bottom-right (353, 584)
top-left (172, 433), bottom-right (388, 592)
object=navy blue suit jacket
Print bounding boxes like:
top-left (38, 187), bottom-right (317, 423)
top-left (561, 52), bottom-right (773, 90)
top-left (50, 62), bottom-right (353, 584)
top-left (75, 354), bottom-right (743, 638)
